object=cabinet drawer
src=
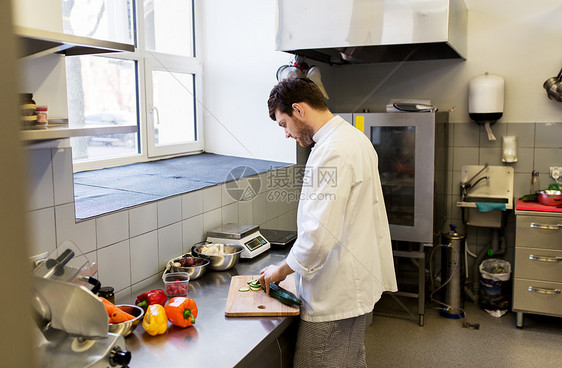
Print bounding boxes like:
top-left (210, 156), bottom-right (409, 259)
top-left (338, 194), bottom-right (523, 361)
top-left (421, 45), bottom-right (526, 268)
top-left (516, 215), bottom-right (562, 250)
top-left (515, 247), bottom-right (562, 283)
top-left (513, 278), bottom-right (562, 317)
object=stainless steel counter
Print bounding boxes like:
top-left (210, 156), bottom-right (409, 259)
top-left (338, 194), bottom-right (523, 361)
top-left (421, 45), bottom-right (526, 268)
top-left (117, 248), bottom-right (296, 368)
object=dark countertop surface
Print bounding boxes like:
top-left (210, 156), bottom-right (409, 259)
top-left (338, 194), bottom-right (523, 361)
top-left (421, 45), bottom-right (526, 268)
top-left (117, 247), bottom-right (295, 368)
top-left (74, 153), bottom-right (291, 220)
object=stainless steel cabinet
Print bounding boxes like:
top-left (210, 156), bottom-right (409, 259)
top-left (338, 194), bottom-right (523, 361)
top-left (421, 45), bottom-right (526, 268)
top-left (513, 211), bottom-right (562, 328)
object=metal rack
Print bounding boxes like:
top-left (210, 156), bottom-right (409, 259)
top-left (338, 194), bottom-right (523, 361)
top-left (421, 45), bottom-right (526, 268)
top-left (375, 241), bottom-right (428, 326)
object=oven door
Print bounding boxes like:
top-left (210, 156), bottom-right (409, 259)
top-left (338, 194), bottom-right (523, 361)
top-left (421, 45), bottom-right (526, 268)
top-left (354, 112), bottom-right (436, 243)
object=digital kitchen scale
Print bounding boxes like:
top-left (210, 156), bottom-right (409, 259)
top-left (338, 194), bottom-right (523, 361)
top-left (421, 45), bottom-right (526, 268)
top-left (206, 223), bottom-right (270, 259)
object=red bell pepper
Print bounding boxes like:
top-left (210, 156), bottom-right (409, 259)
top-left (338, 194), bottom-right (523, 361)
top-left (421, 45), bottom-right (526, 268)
top-left (165, 297), bottom-right (198, 328)
top-left (135, 289), bottom-right (167, 310)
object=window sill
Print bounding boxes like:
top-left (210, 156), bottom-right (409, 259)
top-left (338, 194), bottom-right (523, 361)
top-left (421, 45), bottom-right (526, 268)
top-left (73, 152), bottom-right (291, 221)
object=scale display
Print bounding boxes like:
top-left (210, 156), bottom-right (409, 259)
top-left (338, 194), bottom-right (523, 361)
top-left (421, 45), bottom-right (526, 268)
top-left (245, 236), bottom-right (267, 251)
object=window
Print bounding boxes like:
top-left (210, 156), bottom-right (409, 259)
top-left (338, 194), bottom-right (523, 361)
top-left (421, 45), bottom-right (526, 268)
top-left (62, 0), bottom-right (202, 171)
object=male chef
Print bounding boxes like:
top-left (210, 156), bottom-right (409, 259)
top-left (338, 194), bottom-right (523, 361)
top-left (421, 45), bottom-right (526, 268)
top-left (259, 77), bottom-right (397, 367)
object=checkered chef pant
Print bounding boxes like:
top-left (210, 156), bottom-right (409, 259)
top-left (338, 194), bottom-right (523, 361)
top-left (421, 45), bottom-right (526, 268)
top-left (293, 313), bottom-right (368, 368)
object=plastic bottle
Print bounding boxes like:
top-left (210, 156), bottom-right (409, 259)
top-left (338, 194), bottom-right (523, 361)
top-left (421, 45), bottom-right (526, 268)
top-left (36, 106), bottom-right (48, 125)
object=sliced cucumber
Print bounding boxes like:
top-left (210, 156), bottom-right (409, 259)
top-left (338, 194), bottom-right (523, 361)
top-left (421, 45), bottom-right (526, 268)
top-left (238, 287), bottom-right (250, 292)
top-left (249, 284), bottom-right (262, 291)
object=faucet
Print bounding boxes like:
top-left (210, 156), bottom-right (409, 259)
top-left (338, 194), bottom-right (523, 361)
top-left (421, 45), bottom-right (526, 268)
top-left (461, 163), bottom-right (489, 200)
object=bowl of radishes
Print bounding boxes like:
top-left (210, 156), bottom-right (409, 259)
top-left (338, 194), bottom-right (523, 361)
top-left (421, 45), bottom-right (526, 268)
top-left (170, 254), bottom-right (210, 280)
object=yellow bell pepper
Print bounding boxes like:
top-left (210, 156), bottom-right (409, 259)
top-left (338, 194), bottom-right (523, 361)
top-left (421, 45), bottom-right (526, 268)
top-left (142, 304), bottom-right (167, 336)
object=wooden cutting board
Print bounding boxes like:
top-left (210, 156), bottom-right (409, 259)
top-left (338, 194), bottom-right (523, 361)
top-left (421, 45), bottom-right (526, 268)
top-left (225, 275), bottom-right (300, 317)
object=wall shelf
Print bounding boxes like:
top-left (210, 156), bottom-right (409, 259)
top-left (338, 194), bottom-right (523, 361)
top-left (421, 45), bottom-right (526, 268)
top-left (15, 26), bottom-right (134, 59)
top-left (20, 124), bottom-right (138, 142)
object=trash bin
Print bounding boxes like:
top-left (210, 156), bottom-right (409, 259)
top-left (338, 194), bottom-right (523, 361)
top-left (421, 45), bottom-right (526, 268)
top-left (479, 259), bottom-right (512, 317)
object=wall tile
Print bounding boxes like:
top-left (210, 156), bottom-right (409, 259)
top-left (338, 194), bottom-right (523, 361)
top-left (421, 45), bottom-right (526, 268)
top-left (507, 123), bottom-right (534, 148)
top-left (203, 208), bottom-right (221, 234)
top-left (452, 147), bottom-right (479, 171)
top-left (222, 202), bottom-right (239, 225)
top-left (202, 185), bottom-right (222, 212)
top-left (478, 147), bottom-right (503, 166)
top-left (158, 196), bottom-right (182, 227)
top-left (115, 287), bottom-right (132, 301)
top-left (221, 182), bottom-right (237, 206)
top-left (182, 190), bottom-right (203, 219)
top-left (238, 200), bottom-right (254, 225)
top-left (130, 275), bottom-right (160, 297)
top-left (453, 122), bottom-right (480, 147)
top-left (259, 172), bottom-right (274, 194)
top-left (513, 172), bottom-right (531, 197)
top-left (182, 215), bottom-right (204, 253)
top-left (26, 207), bottom-right (56, 257)
top-left (263, 217), bottom-right (280, 230)
top-left (158, 223), bottom-right (182, 271)
top-left (96, 210), bottom-right (129, 248)
top-left (51, 148), bottom-right (74, 205)
top-left (97, 240), bottom-right (131, 292)
top-left (534, 148), bottom-right (562, 182)
top-left (252, 192), bottom-right (267, 225)
top-left (451, 171), bottom-right (461, 197)
top-left (55, 203), bottom-right (96, 254)
top-left (535, 122), bottom-right (562, 148)
top-left (25, 148), bottom-right (54, 211)
top-left (130, 231), bottom-right (159, 284)
top-left (278, 209), bottom-right (297, 231)
top-left (129, 203), bottom-right (157, 238)
top-left (266, 195), bottom-right (281, 222)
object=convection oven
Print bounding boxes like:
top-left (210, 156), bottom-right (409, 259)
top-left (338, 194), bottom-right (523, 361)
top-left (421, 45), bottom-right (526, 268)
top-left (353, 112), bottom-right (449, 245)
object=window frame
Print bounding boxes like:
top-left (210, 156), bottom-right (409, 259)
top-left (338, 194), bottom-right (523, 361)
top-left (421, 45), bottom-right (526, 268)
top-left (71, 0), bottom-right (203, 173)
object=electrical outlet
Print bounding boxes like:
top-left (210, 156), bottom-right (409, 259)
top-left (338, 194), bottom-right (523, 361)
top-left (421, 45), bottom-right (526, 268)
top-left (550, 167), bottom-right (562, 180)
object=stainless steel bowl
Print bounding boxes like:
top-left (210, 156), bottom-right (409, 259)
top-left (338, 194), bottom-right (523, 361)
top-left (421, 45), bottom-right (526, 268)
top-left (108, 304), bottom-right (144, 337)
top-left (192, 243), bottom-right (244, 271)
top-left (171, 256), bottom-right (210, 280)
top-left (536, 190), bottom-right (562, 206)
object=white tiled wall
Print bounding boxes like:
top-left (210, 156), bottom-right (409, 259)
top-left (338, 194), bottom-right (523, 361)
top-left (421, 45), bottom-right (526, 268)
top-left (25, 146), bottom-right (299, 299)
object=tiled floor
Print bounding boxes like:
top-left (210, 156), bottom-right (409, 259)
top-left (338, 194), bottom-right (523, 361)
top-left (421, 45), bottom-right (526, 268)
top-left (366, 295), bottom-right (562, 367)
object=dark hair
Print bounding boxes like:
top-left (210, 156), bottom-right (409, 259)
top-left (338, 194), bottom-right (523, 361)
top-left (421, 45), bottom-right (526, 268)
top-left (267, 77), bottom-right (328, 120)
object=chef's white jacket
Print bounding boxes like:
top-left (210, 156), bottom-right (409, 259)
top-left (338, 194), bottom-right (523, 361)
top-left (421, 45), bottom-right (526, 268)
top-left (286, 115), bottom-right (397, 322)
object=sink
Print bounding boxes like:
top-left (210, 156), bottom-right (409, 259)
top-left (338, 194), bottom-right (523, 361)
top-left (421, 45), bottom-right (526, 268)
top-left (456, 165), bottom-right (514, 228)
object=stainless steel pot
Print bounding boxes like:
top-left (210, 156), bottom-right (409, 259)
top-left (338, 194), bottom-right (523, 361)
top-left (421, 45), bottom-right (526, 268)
top-left (192, 242), bottom-right (244, 271)
top-left (536, 190), bottom-right (562, 206)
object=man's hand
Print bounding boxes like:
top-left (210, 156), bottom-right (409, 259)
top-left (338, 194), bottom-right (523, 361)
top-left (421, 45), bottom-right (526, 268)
top-left (258, 260), bottom-right (293, 294)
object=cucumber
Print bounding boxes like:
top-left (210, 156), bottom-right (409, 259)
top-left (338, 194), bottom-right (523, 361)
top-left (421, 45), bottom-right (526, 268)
top-left (519, 194), bottom-right (537, 202)
top-left (268, 282), bottom-right (302, 306)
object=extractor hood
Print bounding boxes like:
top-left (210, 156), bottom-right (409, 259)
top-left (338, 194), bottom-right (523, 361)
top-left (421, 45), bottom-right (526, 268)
top-left (276, 0), bottom-right (467, 65)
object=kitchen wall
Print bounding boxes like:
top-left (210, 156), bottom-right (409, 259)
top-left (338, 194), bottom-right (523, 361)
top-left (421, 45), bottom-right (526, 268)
top-left (200, 0), bottom-right (324, 164)
top-left (200, 0), bottom-right (561, 160)
top-left (25, 144), bottom-right (299, 299)
top-left (200, 0), bottom-right (561, 278)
